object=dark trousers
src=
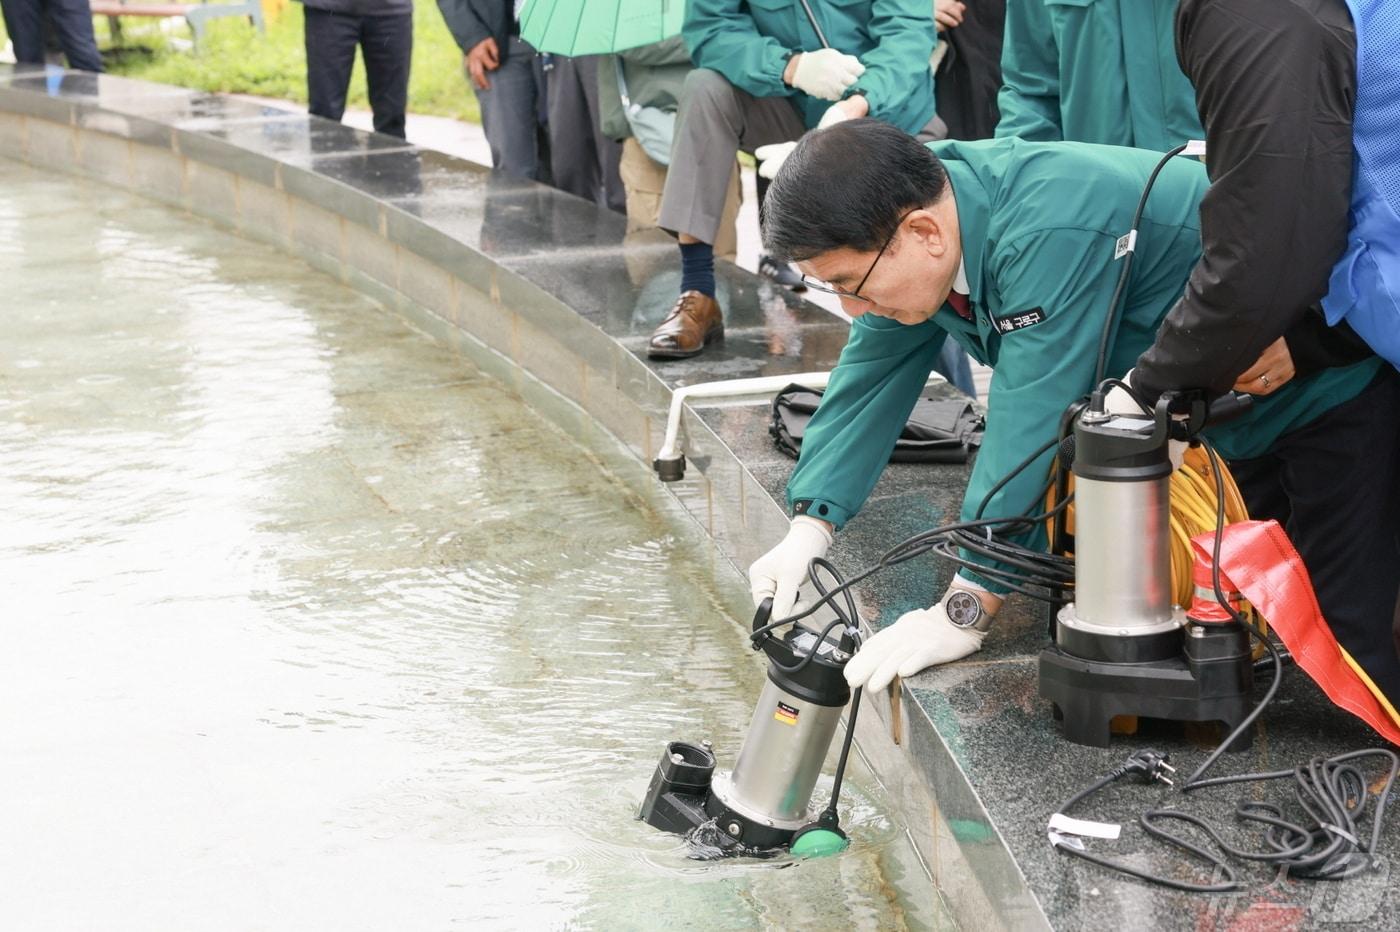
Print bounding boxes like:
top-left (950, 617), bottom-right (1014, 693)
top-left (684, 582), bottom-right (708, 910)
top-left (303, 8), bottom-right (412, 139)
top-left (546, 54), bottom-right (624, 213)
top-left (1228, 367), bottom-right (1400, 704)
top-left (475, 35), bottom-right (550, 183)
top-left (1, 0), bottom-right (102, 71)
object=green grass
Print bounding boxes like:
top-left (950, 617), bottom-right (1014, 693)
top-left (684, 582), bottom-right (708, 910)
top-left (3, 0), bottom-right (480, 123)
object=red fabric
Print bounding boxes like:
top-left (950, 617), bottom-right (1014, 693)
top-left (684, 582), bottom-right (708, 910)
top-left (1189, 548), bottom-right (1239, 624)
top-left (947, 290), bottom-right (972, 319)
top-left (1190, 520), bottom-right (1400, 746)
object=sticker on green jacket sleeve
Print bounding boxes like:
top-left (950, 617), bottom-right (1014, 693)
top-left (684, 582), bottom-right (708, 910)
top-left (994, 307), bottom-right (1046, 334)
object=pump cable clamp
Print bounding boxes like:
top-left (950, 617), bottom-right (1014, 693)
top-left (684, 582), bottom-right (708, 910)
top-left (1113, 230), bottom-right (1138, 260)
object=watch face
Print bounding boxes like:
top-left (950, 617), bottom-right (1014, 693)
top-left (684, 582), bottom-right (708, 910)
top-left (946, 591), bottom-right (982, 628)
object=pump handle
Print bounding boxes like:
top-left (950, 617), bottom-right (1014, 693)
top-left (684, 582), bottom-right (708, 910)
top-left (1204, 391), bottom-right (1253, 428)
top-left (752, 598), bottom-right (774, 636)
top-left (1163, 390), bottom-right (1254, 441)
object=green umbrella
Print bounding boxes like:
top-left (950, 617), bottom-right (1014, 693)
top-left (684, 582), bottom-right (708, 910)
top-left (519, 0), bottom-right (685, 56)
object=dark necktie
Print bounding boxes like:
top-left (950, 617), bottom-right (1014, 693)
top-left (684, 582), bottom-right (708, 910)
top-left (947, 290), bottom-right (972, 320)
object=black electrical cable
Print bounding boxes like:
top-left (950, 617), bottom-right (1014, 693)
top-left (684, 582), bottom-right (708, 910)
top-left (748, 492), bottom-right (1079, 644)
top-left (763, 557), bottom-right (862, 676)
top-left (1050, 437), bottom-right (1398, 893)
top-left (1092, 143), bottom-right (1190, 388)
top-left (1072, 139), bottom-right (1396, 895)
top-left (1179, 440), bottom-right (1283, 783)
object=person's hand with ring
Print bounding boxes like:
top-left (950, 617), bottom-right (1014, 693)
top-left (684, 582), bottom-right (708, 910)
top-left (1233, 337), bottom-right (1295, 396)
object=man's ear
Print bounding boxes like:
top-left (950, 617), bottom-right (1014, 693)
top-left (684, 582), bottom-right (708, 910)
top-left (906, 209), bottom-right (948, 259)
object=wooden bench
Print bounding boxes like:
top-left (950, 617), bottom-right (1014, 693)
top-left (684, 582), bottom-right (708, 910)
top-left (90, 0), bottom-right (265, 50)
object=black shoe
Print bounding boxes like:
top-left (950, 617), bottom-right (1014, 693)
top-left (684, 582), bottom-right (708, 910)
top-left (758, 254), bottom-right (807, 292)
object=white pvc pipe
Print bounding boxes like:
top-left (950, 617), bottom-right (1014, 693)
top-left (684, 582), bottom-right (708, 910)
top-left (656, 372), bottom-right (833, 464)
top-left (654, 370), bottom-right (948, 468)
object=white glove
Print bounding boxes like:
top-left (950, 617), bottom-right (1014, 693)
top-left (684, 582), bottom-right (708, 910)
top-left (843, 601), bottom-right (983, 691)
top-left (1103, 371), bottom-right (1186, 470)
top-left (817, 102), bottom-right (855, 130)
top-left (755, 141), bottom-right (798, 180)
top-left (790, 48), bottom-right (865, 101)
top-left (748, 515), bottom-right (833, 620)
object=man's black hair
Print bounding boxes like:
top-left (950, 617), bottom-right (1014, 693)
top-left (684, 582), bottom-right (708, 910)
top-left (761, 119), bottom-right (949, 262)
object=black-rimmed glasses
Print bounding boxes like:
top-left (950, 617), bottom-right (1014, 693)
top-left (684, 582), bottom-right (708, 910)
top-left (799, 209), bottom-right (915, 305)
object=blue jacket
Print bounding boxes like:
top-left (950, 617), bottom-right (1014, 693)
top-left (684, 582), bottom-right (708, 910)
top-left (1323, 0), bottom-right (1400, 369)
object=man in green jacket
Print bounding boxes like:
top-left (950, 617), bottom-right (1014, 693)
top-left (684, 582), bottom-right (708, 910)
top-left (996, 0), bottom-right (1201, 152)
top-left (750, 120), bottom-right (1399, 699)
top-left (647, 0), bottom-right (941, 360)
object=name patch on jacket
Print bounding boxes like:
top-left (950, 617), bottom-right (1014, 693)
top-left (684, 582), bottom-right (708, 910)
top-left (993, 307), bottom-right (1046, 334)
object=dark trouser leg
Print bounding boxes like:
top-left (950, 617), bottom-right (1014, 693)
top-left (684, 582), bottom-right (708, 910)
top-left (571, 55), bottom-right (623, 213)
top-left (545, 55), bottom-right (623, 211)
top-left (303, 7), bottom-right (359, 124)
top-left (2, 0), bottom-right (46, 64)
top-left (1228, 368), bottom-right (1400, 704)
top-left (359, 11), bottom-right (412, 139)
top-left (546, 56), bottom-right (596, 203)
top-left (45, 0), bottom-right (102, 72)
top-left (475, 36), bottom-right (547, 182)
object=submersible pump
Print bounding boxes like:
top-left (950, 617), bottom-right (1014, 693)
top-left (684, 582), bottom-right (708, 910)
top-left (1039, 390), bottom-right (1256, 747)
top-left (639, 599), bottom-right (860, 857)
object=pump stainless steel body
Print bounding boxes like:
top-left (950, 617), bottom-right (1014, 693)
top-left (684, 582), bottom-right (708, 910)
top-left (709, 680), bottom-right (844, 828)
top-left (1058, 414), bottom-right (1183, 638)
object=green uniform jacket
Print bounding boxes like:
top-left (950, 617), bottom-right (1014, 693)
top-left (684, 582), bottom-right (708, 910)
top-left (995, 0), bottom-right (1202, 151)
top-left (682, 0), bottom-right (937, 134)
top-left (787, 139), bottom-right (1382, 590)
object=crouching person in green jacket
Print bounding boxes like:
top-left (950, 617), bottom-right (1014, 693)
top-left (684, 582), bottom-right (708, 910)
top-left (751, 120), bottom-right (1392, 696)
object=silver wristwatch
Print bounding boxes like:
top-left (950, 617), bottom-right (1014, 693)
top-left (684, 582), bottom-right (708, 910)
top-left (943, 589), bottom-right (994, 632)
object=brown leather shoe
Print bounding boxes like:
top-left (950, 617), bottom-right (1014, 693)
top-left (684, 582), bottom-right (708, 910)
top-left (648, 291), bottom-right (724, 359)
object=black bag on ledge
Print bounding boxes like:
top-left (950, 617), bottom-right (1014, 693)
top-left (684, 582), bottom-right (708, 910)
top-left (769, 384), bottom-right (985, 464)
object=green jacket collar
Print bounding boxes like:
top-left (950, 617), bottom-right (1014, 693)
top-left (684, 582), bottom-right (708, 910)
top-left (942, 157), bottom-right (991, 313)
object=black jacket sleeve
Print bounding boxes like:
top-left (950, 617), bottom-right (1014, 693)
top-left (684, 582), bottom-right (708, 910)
top-left (1133, 0), bottom-right (1359, 399)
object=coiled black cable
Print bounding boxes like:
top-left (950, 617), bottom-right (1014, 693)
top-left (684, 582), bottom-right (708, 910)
top-left (1051, 437), bottom-right (1398, 893)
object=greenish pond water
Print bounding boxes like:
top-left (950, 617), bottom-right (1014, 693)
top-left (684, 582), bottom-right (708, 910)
top-left (0, 158), bottom-right (948, 930)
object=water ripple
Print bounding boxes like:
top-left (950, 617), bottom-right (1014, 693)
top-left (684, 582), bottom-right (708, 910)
top-left (0, 159), bottom-right (935, 931)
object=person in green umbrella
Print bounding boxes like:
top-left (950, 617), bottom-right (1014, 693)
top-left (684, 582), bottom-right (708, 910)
top-left (996, 0), bottom-right (1200, 153)
top-left (644, 0), bottom-right (943, 360)
top-left (749, 119), bottom-right (1399, 700)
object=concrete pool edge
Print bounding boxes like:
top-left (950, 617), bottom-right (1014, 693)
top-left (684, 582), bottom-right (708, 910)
top-left (0, 67), bottom-right (1046, 931)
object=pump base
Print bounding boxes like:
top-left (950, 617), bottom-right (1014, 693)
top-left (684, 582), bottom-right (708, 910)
top-left (1039, 622), bottom-right (1255, 749)
top-left (637, 743), bottom-right (811, 855)
top-left (704, 771), bottom-right (812, 850)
